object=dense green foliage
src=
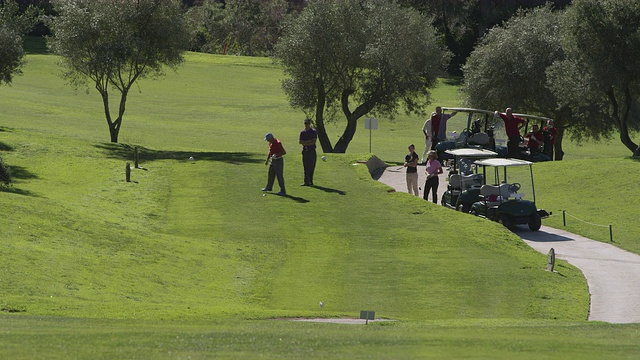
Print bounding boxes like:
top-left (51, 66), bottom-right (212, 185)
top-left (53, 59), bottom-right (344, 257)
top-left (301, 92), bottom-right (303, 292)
top-left (462, 5), bottom-right (570, 159)
top-left (188, 0), bottom-right (291, 56)
top-left (275, 0), bottom-right (450, 153)
top-left (47, 0), bottom-right (191, 143)
top-left (0, 0), bottom-right (38, 85)
top-left (548, 0), bottom-right (640, 155)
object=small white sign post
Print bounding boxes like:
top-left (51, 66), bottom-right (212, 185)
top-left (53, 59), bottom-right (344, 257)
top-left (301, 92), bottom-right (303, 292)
top-left (364, 118), bottom-right (378, 153)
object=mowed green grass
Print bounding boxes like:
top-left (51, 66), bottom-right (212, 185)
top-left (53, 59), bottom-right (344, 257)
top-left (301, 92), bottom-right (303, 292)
top-left (1, 47), bottom-right (639, 358)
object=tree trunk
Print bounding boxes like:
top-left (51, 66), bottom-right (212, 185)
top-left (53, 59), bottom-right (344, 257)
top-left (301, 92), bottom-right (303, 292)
top-left (607, 85), bottom-right (639, 154)
top-left (314, 78), bottom-right (334, 153)
top-left (554, 126), bottom-right (565, 161)
top-left (619, 85), bottom-right (639, 153)
top-left (333, 115), bottom-right (358, 153)
top-left (332, 89), bottom-right (375, 153)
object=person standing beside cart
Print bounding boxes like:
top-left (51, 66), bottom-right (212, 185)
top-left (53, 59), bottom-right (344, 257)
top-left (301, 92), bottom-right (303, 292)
top-left (542, 119), bottom-right (557, 160)
top-left (496, 108), bottom-right (525, 158)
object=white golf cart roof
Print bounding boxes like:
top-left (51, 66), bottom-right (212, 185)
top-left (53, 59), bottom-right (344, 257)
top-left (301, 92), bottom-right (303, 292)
top-left (445, 148), bottom-right (498, 158)
top-left (442, 107), bottom-right (496, 116)
top-left (512, 113), bottom-right (554, 123)
top-left (474, 158), bottom-right (533, 167)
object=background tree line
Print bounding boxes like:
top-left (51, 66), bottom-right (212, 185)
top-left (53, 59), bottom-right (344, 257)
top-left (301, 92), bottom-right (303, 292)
top-left (3, 0), bottom-right (640, 156)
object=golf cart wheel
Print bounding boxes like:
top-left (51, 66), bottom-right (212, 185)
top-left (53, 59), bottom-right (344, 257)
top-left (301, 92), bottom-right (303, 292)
top-left (457, 203), bottom-right (471, 213)
top-left (528, 213), bottom-right (542, 231)
top-left (499, 214), bottom-right (512, 229)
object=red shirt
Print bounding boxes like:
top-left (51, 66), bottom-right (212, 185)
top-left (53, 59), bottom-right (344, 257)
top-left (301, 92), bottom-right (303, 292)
top-left (431, 113), bottom-right (442, 136)
top-left (525, 131), bottom-right (544, 149)
top-left (543, 126), bottom-right (557, 144)
top-left (499, 113), bottom-right (525, 137)
top-left (268, 139), bottom-right (285, 158)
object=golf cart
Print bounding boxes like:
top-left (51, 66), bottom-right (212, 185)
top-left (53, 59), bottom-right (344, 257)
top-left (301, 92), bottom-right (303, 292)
top-left (495, 112), bottom-right (554, 162)
top-left (469, 158), bottom-right (550, 231)
top-left (440, 148), bottom-right (498, 213)
top-left (435, 108), bottom-right (499, 163)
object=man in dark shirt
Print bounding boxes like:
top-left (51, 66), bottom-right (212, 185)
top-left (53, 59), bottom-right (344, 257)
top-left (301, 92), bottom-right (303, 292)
top-left (298, 118), bottom-right (318, 186)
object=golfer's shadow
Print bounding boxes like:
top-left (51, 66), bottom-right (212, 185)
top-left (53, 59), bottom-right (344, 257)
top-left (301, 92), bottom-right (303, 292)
top-left (312, 185), bottom-right (346, 195)
top-left (277, 193), bottom-right (310, 203)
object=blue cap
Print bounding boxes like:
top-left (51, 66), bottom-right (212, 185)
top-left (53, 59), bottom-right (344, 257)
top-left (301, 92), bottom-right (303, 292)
top-left (264, 133), bottom-right (274, 141)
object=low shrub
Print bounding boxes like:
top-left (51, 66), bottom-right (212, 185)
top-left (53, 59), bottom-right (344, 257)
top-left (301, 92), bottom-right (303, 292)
top-left (0, 157), bottom-right (12, 187)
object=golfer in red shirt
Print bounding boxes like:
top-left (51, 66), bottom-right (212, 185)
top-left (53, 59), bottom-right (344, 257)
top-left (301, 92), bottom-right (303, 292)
top-left (262, 133), bottom-right (287, 195)
top-left (496, 108), bottom-right (525, 158)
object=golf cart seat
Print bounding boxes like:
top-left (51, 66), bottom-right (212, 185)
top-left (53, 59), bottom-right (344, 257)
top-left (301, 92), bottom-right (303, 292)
top-left (479, 183), bottom-right (511, 206)
top-left (460, 174), bottom-right (484, 190)
top-left (448, 174), bottom-right (462, 195)
top-left (468, 132), bottom-right (489, 146)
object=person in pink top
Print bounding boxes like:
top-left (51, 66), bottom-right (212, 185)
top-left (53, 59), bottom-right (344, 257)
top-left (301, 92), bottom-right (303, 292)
top-left (423, 150), bottom-right (443, 203)
top-left (496, 108), bottom-right (525, 157)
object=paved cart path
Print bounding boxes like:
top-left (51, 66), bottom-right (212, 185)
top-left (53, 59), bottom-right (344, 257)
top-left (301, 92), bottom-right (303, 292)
top-left (377, 165), bottom-right (640, 324)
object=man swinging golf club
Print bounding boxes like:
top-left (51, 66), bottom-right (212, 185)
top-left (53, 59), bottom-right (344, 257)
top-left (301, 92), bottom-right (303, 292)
top-left (262, 132), bottom-right (287, 195)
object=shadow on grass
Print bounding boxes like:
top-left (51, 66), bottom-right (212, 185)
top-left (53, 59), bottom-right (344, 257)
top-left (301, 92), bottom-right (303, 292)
top-left (0, 186), bottom-right (37, 196)
top-left (0, 142), bottom-right (14, 151)
top-left (441, 76), bottom-right (463, 86)
top-left (95, 143), bottom-right (262, 165)
top-left (275, 193), bottom-right (309, 203)
top-left (0, 165), bottom-right (40, 197)
top-left (9, 166), bottom-right (38, 181)
top-left (24, 36), bottom-right (48, 55)
top-left (312, 185), bottom-right (346, 195)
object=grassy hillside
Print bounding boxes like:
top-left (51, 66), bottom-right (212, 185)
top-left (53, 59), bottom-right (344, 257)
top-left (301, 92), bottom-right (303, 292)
top-left (1, 50), bottom-right (639, 358)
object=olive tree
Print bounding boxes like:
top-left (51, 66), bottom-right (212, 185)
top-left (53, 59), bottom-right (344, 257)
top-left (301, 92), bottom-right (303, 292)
top-left (48, 0), bottom-right (191, 143)
top-left (462, 5), bottom-right (569, 159)
top-left (0, 0), bottom-right (38, 86)
top-left (274, 0), bottom-right (450, 153)
top-left (547, 0), bottom-right (640, 156)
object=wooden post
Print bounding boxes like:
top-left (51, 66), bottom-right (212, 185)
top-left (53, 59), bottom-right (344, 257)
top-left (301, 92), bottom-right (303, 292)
top-left (562, 210), bottom-right (566, 226)
top-left (609, 225), bottom-right (613, 242)
top-left (134, 147), bottom-right (139, 169)
top-left (126, 162), bottom-right (131, 182)
top-left (547, 248), bottom-right (555, 272)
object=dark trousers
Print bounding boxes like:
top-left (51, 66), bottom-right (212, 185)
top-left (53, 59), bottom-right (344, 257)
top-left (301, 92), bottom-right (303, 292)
top-left (302, 147), bottom-right (316, 185)
top-left (423, 176), bottom-right (439, 203)
top-left (431, 136), bottom-right (440, 150)
top-left (266, 158), bottom-right (285, 193)
top-left (507, 136), bottom-right (520, 158)
top-left (543, 141), bottom-right (554, 160)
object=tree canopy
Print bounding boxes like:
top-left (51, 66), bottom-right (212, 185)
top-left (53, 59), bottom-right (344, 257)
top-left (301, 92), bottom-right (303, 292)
top-left (48, 0), bottom-right (191, 143)
top-left (462, 5), bottom-right (571, 159)
top-left (275, 0), bottom-right (450, 153)
top-left (548, 0), bottom-right (640, 155)
top-left (0, 0), bottom-right (38, 86)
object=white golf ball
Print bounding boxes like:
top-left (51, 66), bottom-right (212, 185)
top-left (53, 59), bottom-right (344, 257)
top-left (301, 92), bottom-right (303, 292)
top-left (321, 156), bottom-right (326, 161)
top-left (262, 194), bottom-right (266, 197)
top-left (189, 156), bottom-right (194, 161)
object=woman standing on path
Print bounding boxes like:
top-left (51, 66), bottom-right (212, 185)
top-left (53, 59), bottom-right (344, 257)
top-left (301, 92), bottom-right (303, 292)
top-left (404, 144), bottom-right (420, 196)
top-left (423, 150), bottom-right (443, 203)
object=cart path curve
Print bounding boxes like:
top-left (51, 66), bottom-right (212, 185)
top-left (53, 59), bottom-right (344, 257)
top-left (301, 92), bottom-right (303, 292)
top-left (377, 165), bottom-right (640, 324)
